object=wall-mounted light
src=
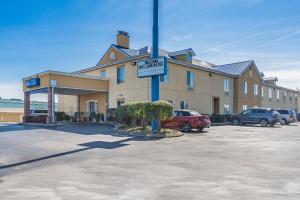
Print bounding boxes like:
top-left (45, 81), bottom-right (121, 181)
top-left (131, 61), bottom-right (137, 66)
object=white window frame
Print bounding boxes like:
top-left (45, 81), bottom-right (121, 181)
top-left (242, 105), bottom-right (248, 111)
top-left (180, 101), bottom-right (189, 109)
top-left (86, 100), bottom-right (98, 113)
top-left (187, 71), bottom-right (195, 89)
top-left (224, 79), bottom-right (230, 94)
top-left (254, 84), bottom-right (259, 96)
top-left (224, 104), bottom-right (230, 114)
top-left (100, 69), bottom-right (106, 78)
top-left (277, 90), bottom-right (280, 100)
top-left (269, 88), bottom-right (273, 100)
top-left (261, 86), bottom-right (264, 97)
top-left (243, 81), bottom-right (248, 95)
top-left (110, 52), bottom-right (116, 61)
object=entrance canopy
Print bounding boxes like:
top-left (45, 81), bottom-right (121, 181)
top-left (23, 70), bottom-right (109, 95)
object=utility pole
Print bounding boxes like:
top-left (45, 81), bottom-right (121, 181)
top-left (151, 0), bottom-right (160, 132)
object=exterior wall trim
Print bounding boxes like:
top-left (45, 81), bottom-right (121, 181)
top-left (75, 54), bottom-right (150, 74)
top-left (25, 86), bottom-right (108, 94)
top-left (264, 83), bottom-right (300, 94)
top-left (23, 70), bottom-right (109, 81)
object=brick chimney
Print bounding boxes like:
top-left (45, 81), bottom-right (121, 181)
top-left (116, 31), bottom-right (129, 49)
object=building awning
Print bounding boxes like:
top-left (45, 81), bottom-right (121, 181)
top-left (23, 70), bottom-right (109, 95)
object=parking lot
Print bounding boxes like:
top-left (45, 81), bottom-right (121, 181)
top-left (0, 123), bottom-right (300, 200)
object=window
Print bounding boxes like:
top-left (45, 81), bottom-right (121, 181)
top-left (180, 101), bottom-right (188, 109)
top-left (249, 68), bottom-right (253, 79)
top-left (110, 52), bottom-right (116, 61)
top-left (186, 71), bottom-right (195, 89)
top-left (254, 84), bottom-right (259, 96)
top-left (269, 88), bottom-right (273, 99)
top-left (242, 105), bottom-right (248, 111)
top-left (283, 91), bottom-right (287, 102)
top-left (277, 90), bottom-right (280, 101)
top-left (261, 86), bottom-right (264, 97)
top-left (224, 104), bottom-right (230, 114)
top-left (290, 93), bottom-right (293, 101)
top-left (252, 109), bottom-right (266, 114)
top-left (100, 70), bottom-right (106, 78)
top-left (243, 81), bottom-right (248, 95)
top-left (117, 66), bottom-right (125, 84)
top-left (277, 110), bottom-right (289, 115)
top-left (117, 100), bottom-right (125, 108)
top-left (224, 79), bottom-right (230, 94)
top-left (160, 74), bottom-right (168, 83)
top-left (241, 109), bottom-right (251, 115)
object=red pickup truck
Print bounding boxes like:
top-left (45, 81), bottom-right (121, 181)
top-left (161, 110), bottom-right (211, 132)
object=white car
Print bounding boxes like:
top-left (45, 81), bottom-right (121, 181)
top-left (277, 109), bottom-right (297, 125)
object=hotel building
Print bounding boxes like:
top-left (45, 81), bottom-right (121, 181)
top-left (22, 31), bottom-right (300, 123)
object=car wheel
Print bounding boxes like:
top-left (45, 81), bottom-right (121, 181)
top-left (260, 119), bottom-right (268, 127)
top-left (232, 118), bottom-right (240, 126)
top-left (182, 122), bottom-right (191, 132)
top-left (280, 119), bottom-right (287, 125)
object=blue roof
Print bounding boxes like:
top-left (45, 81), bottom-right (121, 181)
top-left (213, 60), bottom-right (253, 76)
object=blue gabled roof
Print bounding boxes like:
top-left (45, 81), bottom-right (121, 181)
top-left (213, 60), bottom-right (253, 76)
top-left (168, 48), bottom-right (196, 57)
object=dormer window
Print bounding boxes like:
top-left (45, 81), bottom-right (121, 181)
top-left (110, 52), bottom-right (116, 61)
top-left (168, 48), bottom-right (195, 63)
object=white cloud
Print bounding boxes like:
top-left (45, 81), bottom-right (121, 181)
top-left (0, 82), bottom-right (47, 102)
top-left (255, 29), bottom-right (300, 49)
top-left (172, 34), bottom-right (193, 42)
top-left (263, 69), bottom-right (300, 90)
top-left (0, 82), bottom-right (23, 99)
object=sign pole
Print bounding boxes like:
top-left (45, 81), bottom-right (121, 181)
top-left (151, 0), bottom-right (159, 132)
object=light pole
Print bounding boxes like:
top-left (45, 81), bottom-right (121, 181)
top-left (151, 0), bottom-right (160, 132)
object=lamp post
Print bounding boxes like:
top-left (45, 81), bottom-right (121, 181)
top-left (151, 0), bottom-right (160, 132)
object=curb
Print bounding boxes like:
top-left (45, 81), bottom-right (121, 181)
top-left (19, 123), bottom-right (63, 127)
top-left (211, 122), bottom-right (232, 126)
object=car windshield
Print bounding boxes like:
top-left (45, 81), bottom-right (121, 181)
top-left (291, 110), bottom-right (296, 115)
top-left (189, 111), bottom-right (200, 116)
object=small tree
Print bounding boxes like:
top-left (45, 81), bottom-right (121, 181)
top-left (150, 100), bottom-right (173, 130)
top-left (116, 100), bottom-right (173, 131)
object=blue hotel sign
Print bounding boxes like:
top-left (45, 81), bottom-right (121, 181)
top-left (137, 57), bottom-right (167, 78)
top-left (26, 78), bottom-right (40, 88)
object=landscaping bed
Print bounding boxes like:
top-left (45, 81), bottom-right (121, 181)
top-left (118, 126), bottom-right (183, 138)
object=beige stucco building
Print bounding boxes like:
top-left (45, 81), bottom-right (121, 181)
top-left (22, 31), bottom-right (300, 123)
top-left (262, 77), bottom-right (299, 110)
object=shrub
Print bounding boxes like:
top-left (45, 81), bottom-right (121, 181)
top-left (116, 100), bottom-right (173, 129)
top-left (24, 115), bottom-right (47, 123)
top-left (55, 112), bottom-right (66, 121)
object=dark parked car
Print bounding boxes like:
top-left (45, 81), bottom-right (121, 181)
top-left (161, 110), bottom-right (211, 132)
top-left (297, 113), bottom-right (300, 121)
top-left (276, 109), bottom-right (297, 125)
top-left (231, 108), bottom-right (281, 127)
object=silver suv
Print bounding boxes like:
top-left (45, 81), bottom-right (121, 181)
top-left (276, 109), bottom-right (297, 125)
top-left (232, 108), bottom-right (281, 127)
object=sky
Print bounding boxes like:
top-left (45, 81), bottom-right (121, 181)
top-left (0, 0), bottom-right (300, 101)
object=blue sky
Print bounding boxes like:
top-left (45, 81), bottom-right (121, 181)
top-left (0, 0), bottom-right (300, 100)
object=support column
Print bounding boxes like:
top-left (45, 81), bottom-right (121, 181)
top-left (46, 87), bottom-right (54, 124)
top-left (76, 95), bottom-right (81, 122)
top-left (77, 95), bottom-right (80, 113)
top-left (23, 92), bottom-right (30, 123)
